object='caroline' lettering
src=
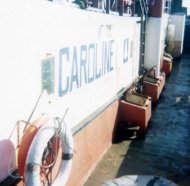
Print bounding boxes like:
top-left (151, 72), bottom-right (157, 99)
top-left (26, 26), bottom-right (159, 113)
top-left (58, 39), bottom-right (120, 97)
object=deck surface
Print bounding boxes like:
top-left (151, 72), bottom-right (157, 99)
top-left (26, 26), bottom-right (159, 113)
top-left (84, 54), bottom-right (190, 186)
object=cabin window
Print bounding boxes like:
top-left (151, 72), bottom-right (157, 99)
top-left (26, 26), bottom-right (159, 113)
top-left (164, 0), bottom-right (172, 13)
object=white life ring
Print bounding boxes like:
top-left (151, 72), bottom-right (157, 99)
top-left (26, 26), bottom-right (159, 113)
top-left (25, 117), bottom-right (74, 186)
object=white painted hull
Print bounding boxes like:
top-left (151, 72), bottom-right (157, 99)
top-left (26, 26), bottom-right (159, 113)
top-left (0, 0), bottom-right (140, 182)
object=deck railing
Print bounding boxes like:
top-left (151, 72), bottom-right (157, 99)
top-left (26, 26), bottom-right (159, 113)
top-left (48, 0), bottom-right (151, 17)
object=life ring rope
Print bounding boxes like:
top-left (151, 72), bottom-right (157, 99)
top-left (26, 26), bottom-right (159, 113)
top-left (24, 116), bottom-right (74, 186)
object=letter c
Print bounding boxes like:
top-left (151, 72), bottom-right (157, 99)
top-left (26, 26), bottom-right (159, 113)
top-left (59, 48), bottom-right (69, 97)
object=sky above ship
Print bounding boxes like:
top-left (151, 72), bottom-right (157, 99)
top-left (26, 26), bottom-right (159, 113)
top-left (183, 0), bottom-right (190, 14)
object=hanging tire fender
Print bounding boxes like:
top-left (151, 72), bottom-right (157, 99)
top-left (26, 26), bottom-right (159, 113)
top-left (25, 118), bottom-right (74, 186)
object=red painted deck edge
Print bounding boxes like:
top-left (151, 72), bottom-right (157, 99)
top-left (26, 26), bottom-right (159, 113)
top-left (66, 101), bottom-right (119, 186)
